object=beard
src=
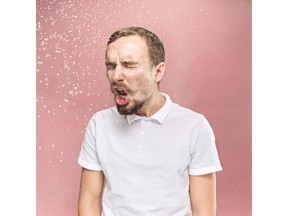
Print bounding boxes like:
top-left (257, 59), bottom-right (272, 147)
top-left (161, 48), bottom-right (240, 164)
top-left (117, 99), bottom-right (145, 115)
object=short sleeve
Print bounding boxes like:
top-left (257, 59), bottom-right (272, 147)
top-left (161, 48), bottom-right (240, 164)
top-left (189, 116), bottom-right (223, 175)
top-left (78, 114), bottom-right (102, 171)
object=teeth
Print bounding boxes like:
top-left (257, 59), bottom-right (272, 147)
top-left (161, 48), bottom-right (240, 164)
top-left (120, 94), bottom-right (126, 98)
top-left (116, 88), bottom-right (126, 96)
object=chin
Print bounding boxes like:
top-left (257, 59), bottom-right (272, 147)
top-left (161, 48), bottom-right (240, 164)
top-left (117, 105), bottom-right (134, 115)
top-left (116, 100), bottom-right (144, 115)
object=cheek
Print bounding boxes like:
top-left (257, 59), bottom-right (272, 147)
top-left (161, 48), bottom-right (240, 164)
top-left (106, 71), bottom-right (112, 82)
top-left (106, 71), bottom-right (111, 80)
top-left (136, 77), bottom-right (154, 93)
top-left (127, 70), bottom-right (153, 90)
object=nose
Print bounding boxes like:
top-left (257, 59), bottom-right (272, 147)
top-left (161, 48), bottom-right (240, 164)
top-left (110, 66), bottom-right (124, 83)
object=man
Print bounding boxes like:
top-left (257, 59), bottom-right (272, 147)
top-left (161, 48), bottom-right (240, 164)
top-left (78, 26), bottom-right (222, 216)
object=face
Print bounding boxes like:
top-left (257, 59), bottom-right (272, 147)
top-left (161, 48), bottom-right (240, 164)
top-left (105, 35), bottom-right (159, 115)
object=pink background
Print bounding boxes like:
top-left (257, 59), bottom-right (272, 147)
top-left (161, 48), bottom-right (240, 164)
top-left (36, 0), bottom-right (251, 215)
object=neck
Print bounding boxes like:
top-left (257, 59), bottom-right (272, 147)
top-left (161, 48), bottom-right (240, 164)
top-left (136, 92), bottom-right (166, 117)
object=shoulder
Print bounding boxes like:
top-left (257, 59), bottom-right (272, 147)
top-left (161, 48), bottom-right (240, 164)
top-left (164, 102), bottom-right (214, 139)
top-left (94, 106), bottom-right (118, 117)
top-left (90, 106), bottom-right (126, 124)
top-left (169, 103), bottom-right (206, 124)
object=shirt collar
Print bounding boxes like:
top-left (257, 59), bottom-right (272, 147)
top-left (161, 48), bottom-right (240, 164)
top-left (127, 93), bottom-right (172, 125)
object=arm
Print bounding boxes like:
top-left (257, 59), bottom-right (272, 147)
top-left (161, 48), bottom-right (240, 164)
top-left (78, 168), bottom-right (104, 216)
top-left (189, 173), bottom-right (217, 216)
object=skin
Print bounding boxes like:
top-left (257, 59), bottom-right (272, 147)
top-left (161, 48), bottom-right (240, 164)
top-left (105, 35), bottom-right (166, 117)
top-left (78, 169), bottom-right (104, 216)
top-left (78, 34), bottom-right (217, 216)
top-left (190, 173), bottom-right (217, 216)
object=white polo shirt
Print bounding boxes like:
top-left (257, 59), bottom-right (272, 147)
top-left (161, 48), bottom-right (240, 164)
top-left (78, 93), bottom-right (222, 216)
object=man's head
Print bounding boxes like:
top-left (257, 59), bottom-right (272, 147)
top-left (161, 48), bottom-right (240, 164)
top-left (107, 27), bottom-right (165, 67)
top-left (105, 27), bottom-right (166, 116)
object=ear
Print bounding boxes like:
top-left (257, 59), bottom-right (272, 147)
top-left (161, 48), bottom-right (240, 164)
top-left (153, 62), bottom-right (165, 83)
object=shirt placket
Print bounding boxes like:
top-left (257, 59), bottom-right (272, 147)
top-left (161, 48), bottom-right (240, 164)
top-left (136, 119), bottom-right (146, 157)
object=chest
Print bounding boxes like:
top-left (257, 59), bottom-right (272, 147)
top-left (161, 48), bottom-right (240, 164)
top-left (96, 119), bottom-right (192, 175)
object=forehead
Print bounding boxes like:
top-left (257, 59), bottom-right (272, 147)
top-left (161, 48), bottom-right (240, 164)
top-left (106, 35), bottom-right (149, 60)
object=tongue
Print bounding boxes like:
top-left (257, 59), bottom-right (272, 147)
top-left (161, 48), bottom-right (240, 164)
top-left (115, 95), bottom-right (128, 105)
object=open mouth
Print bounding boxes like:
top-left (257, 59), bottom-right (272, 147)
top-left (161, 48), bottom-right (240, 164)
top-left (112, 86), bottom-right (129, 105)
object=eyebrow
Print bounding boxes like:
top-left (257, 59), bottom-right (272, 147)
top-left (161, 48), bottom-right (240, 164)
top-left (104, 59), bottom-right (139, 67)
top-left (121, 60), bottom-right (138, 65)
top-left (105, 59), bottom-right (114, 65)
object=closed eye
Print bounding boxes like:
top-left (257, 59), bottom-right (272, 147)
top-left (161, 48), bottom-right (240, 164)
top-left (122, 61), bottom-right (138, 68)
top-left (105, 62), bottom-right (116, 70)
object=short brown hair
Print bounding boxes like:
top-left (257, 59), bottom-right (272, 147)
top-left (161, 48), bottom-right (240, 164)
top-left (107, 27), bottom-right (165, 67)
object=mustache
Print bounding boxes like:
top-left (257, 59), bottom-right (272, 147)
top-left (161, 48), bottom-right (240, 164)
top-left (111, 82), bottom-right (126, 88)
